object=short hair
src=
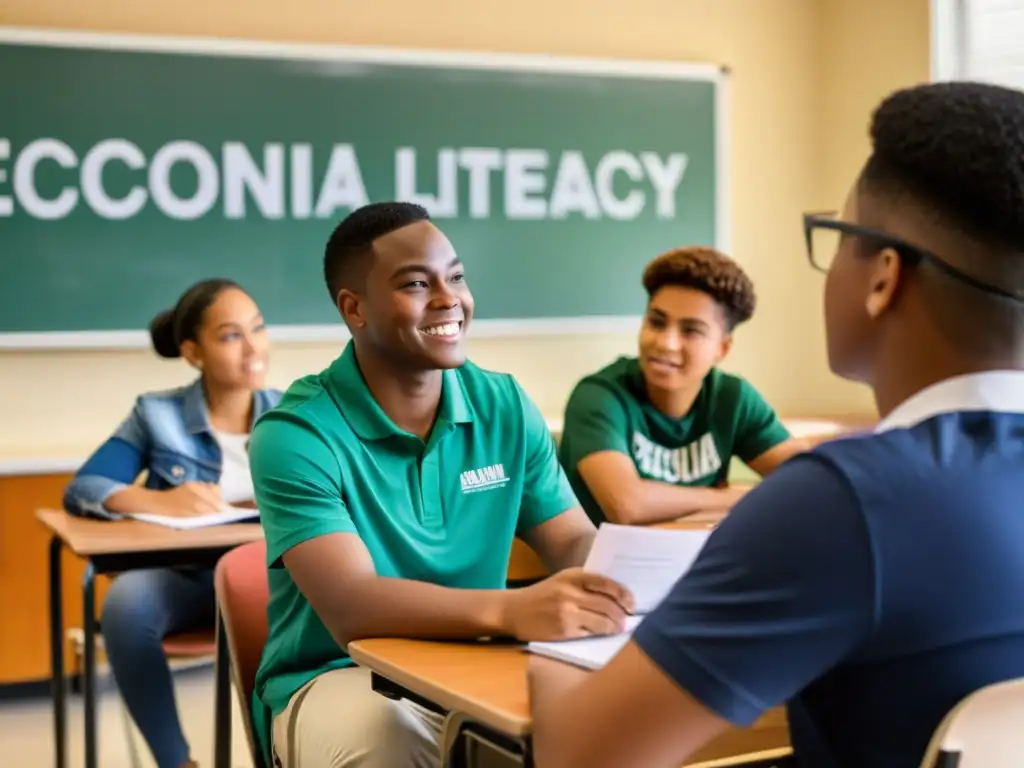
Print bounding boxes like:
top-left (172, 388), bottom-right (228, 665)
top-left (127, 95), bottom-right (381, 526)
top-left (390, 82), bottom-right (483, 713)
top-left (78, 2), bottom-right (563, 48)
top-left (148, 278), bottom-right (241, 359)
top-left (642, 247), bottom-right (756, 330)
top-left (859, 81), bottom-right (1024, 254)
top-left (323, 202), bottom-right (431, 302)
top-left (858, 81), bottom-right (1024, 357)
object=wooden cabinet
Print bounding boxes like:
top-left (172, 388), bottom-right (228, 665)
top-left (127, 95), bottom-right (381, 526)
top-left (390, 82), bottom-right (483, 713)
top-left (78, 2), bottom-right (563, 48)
top-left (0, 473), bottom-right (111, 686)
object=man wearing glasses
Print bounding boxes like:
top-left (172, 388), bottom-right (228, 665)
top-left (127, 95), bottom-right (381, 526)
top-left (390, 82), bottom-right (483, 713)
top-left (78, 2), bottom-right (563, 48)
top-left (529, 80), bottom-right (1024, 768)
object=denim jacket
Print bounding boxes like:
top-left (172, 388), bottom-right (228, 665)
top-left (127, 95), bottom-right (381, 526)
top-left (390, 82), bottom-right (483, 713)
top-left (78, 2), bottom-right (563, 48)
top-left (63, 378), bottom-right (282, 519)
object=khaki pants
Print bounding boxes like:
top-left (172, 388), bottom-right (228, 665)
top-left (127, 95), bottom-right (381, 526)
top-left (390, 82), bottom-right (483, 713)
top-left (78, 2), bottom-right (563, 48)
top-left (271, 667), bottom-right (517, 768)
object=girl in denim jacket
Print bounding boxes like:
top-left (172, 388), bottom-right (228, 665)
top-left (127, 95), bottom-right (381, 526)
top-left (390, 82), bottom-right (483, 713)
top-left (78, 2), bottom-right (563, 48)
top-left (63, 278), bottom-right (282, 768)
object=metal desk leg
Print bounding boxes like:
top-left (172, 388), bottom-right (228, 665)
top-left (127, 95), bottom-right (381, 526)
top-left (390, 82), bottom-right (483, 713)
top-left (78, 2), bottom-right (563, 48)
top-left (49, 536), bottom-right (66, 768)
top-left (83, 562), bottom-right (98, 768)
top-left (213, 609), bottom-right (232, 768)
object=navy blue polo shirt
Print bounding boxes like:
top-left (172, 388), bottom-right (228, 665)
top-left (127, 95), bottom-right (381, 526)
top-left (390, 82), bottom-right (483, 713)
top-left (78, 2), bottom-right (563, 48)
top-left (633, 372), bottom-right (1024, 768)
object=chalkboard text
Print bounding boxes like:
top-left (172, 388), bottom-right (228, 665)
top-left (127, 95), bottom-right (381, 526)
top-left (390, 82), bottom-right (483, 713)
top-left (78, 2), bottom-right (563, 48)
top-left (0, 138), bottom-right (689, 223)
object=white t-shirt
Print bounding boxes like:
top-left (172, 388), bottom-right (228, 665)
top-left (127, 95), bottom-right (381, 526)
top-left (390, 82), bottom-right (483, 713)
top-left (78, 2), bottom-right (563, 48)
top-left (212, 429), bottom-right (254, 505)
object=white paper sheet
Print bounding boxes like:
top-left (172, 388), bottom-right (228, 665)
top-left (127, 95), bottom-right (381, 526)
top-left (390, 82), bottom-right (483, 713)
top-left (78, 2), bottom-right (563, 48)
top-left (526, 616), bottom-right (644, 670)
top-left (525, 523), bottom-right (712, 669)
top-left (583, 523), bottom-right (712, 614)
top-left (126, 504), bottom-right (259, 530)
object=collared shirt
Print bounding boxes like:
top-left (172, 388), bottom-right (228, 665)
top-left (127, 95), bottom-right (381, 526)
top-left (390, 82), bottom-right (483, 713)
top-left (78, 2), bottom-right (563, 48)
top-left (248, 341), bottom-right (577, 765)
top-left (633, 370), bottom-right (1024, 768)
top-left (63, 378), bottom-right (282, 519)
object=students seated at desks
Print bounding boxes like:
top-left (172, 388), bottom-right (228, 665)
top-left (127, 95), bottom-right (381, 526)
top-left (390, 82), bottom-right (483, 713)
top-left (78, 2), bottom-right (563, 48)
top-left (529, 81), bottom-right (1024, 768)
top-left (249, 202), bottom-right (631, 768)
top-left (62, 278), bottom-right (281, 768)
top-left (558, 247), bottom-right (806, 525)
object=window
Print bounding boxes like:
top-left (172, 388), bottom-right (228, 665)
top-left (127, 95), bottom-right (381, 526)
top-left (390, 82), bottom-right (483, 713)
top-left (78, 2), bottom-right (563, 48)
top-left (932, 0), bottom-right (1024, 89)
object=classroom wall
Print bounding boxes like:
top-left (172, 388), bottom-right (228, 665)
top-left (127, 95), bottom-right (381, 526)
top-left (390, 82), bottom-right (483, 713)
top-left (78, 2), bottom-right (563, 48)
top-left (0, 0), bottom-right (930, 459)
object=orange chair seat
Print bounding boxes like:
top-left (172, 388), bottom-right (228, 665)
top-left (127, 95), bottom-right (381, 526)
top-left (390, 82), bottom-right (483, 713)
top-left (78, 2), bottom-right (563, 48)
top-left (162, 629), bottom-right (216, 657)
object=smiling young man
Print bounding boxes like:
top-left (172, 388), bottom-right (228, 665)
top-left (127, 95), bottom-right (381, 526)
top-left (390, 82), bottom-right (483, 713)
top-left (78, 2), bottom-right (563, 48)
top-left (529, 81), bottom-right (1024, 768)
top-left (247, 202), bottom-right (632, 768)
top-left (558, 247), bottom-right (806, 526)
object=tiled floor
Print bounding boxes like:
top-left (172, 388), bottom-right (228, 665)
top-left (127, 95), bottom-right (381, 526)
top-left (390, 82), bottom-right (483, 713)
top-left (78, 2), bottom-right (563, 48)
top-left (1, 662), bottom-right (254, 768)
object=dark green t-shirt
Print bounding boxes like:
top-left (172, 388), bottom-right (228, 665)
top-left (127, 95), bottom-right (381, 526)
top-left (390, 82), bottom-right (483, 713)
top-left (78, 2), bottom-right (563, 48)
top-left (558, 356), bottom-right (791, 525)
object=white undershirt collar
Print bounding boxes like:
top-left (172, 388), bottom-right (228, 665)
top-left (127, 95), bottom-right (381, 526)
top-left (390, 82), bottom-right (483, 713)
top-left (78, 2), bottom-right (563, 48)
top-left (876, 370), bottom-right (1024, 433)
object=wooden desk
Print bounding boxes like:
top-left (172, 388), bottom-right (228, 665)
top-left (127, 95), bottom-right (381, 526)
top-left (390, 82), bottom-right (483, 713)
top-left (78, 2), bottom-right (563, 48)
top-left (659, 509), bottom-right (727, 530)
top-left (36, 508), bottom-right (263, 768)
top-left (349, 637), bottom-right (789, 767)
top-left (38, 509), bottom-right (263, 561)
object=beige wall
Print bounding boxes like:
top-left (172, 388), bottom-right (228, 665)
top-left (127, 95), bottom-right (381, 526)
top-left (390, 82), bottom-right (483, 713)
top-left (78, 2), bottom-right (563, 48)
top-left (0, 0), bottom-right (930, 459)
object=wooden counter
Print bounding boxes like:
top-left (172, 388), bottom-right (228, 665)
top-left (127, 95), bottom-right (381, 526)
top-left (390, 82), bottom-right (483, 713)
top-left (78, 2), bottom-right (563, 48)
top-left (0, 472), bottom-right (112, 686)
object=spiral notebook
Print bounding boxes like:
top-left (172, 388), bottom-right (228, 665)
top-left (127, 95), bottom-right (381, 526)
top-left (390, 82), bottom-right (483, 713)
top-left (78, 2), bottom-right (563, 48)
top-left (526, 523), bottom-right (711, 670)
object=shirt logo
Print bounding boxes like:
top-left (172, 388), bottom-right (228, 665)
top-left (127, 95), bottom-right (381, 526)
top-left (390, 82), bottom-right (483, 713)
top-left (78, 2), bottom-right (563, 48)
top-left (460, 463), bottom-right (510, 494)
top-left (632, 432), bottom-right (722, 484)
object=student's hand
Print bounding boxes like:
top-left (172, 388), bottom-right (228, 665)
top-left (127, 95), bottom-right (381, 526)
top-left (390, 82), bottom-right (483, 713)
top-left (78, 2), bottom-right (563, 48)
top-left (501, 568), bottom-right (634, 642)
top-left (152, 482), bottom-right (223, 517)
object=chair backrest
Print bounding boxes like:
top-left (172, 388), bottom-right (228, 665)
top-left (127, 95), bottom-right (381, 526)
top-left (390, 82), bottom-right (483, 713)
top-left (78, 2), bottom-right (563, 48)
top-left (214, 539), bottom-right (270, 768)
top-left (919, 676), bottom-right (1024, 768)
top-left (507, 538), bottom-right (549, 585)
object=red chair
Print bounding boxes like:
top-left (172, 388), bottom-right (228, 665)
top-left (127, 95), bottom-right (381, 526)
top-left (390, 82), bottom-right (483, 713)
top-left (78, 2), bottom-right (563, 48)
top-left (213, 539), bottom-right (270, 768)
top-left (161, 630), bottom-right (217, 657)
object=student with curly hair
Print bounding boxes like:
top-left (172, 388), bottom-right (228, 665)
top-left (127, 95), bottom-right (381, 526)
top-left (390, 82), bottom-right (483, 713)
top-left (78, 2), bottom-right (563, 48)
top-left (558, 246), bottom-right (806, 526)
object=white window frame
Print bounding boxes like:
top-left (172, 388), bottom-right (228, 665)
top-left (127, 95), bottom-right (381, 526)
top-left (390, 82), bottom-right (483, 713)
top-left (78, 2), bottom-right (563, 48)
top-left (931, 0), bottom-right (969, 81)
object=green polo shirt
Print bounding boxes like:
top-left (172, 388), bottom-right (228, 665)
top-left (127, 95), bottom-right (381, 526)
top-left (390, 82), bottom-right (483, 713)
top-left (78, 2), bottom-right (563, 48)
top-left (247, 342), bottom-right (576, 763)
top-left (558, 356), bottom-right (791, 525)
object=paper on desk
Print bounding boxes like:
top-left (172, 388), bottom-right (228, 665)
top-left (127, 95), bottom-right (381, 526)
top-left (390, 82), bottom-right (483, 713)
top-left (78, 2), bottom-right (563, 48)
top-left (526, 615), bottom-right (644, 671)
top-left (584, 523), bottom-right (712, 614)
top-left (126, 505), bottom-right (258, 530)
top-left (525, 524), bottom-right (711, 670)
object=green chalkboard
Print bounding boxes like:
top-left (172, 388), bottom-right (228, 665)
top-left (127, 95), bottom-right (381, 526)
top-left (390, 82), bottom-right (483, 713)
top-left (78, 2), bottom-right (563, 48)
top-left (0, 28), bottom-right (728, 347)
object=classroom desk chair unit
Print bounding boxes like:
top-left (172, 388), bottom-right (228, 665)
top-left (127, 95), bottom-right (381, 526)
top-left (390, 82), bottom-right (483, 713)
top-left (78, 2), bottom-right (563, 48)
top-left (36, 508), bottom-right (263, 768)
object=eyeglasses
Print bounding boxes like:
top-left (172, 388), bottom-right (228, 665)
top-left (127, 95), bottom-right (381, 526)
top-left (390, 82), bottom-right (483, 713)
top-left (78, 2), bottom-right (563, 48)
top-left (802, 211), bottom-right (1024, 303)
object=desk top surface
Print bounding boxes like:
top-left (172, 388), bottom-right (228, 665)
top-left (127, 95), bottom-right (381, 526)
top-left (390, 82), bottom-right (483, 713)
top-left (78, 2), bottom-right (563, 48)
top-left (349, 636), bottom-right (789, 761)
top-left (351, 638), bottom-right (533, 735)
top-left (35, 508), bottom-right (264, 556)
top-left (658, 510), bottom-right (727, 529)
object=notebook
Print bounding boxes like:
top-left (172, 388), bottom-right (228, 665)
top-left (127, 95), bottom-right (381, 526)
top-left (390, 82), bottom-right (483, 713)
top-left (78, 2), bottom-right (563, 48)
top-left (526, 523), bottom-right (711, 670)
top-left (126, 504), bottom-right (259, 530)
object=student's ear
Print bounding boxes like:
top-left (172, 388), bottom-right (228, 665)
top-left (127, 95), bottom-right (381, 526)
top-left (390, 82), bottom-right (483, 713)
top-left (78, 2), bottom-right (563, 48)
top-left (864, 247), bottom-right (902, 319)
top-left (338, 288), bottom-right (366, 330)
top-left (715, 333), bottom-right (734, 364)
top-left (180, 339), bottom-right (203, 370)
